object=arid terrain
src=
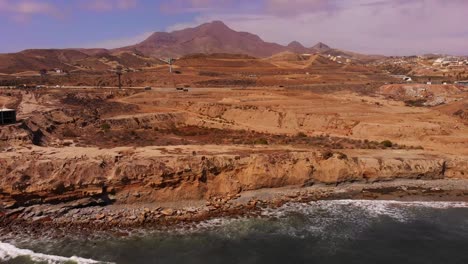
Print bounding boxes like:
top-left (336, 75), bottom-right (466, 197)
top-left (0, 21), bottom-right (467, 235)
top-left (1, 71), bottom-right (467, 233)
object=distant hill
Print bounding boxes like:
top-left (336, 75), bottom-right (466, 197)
top-left (0, 20), bottom-right (385, 73)
top-left (0, 49), bottom-right (162, 74)
top-left (310, 42), bottom-right (331, 53)
top-left (266, 52), bottom-right (341, 69)
top-left (116, 21), bottom-right (379, 61)
top-left (115, 21), bottom-right (287, 58)
top-left (286, 41), bottom-right (311, 54)
top-left (0, 49), bottom-right (87, 74)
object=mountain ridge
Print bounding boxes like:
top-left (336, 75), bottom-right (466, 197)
top-left (0, 21), bottom-right (384, 74)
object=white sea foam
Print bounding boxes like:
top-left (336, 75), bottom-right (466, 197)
top-left (264, 199), bottom-right (468, 219)
top-left (4, 200), bottom-right (464, 262)
top-left (171, 200), bottom-right (468, 237)
top-left (259, 200), bottom-right (468, 242)
top-left (329, 199), bottom-right (468, 209)
top-left (0, 242), bottom-right (112, 264)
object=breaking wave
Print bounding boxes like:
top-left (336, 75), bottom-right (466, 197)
top-left (0, 242), bottom-right (112, 264)
top-left (262, 199), bottom-right (468, 220)
top-left (2, 200), bottom-right (468, 263)
top-left (173, 199), bottom-right (468, 240)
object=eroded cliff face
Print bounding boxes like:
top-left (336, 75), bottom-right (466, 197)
top-left (1, 146), bottom-right (464, 209)
top-left (1, 89), bottom-right (467, 213)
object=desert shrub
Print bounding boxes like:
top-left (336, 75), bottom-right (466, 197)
top-left (62, 127), bottom-right (79, 138)
top-left (121, 176), bottom-right (131, 184)
top-left (101, 123), bottom-right (111, 131)
top-left (254, 138), bottom-right (269, 145)
top-left (296, 132), bottom-right (308, 138)
top-left (52, 182), bottom-right (67, 195)
top-left (453, 109), bottom-right (464, 116)
top-left (404, 99), bottom-right (426, 107)
top-left (12, 181), bottom-right (29, 192)
top-left (199, 71), bottom-right (224, 77)
top-left (381, 140), bottom-right (393, 148)
top-left (173, 128), bottom-right (198, 137)
top-left (336, 152), bottom-right (348, 160)
top-left (322, 150), bottom-right (334, 160)
top-left (332, 143), bottom-right (343, 149)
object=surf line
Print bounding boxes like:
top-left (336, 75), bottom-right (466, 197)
top-left (0, 242), bottom-right (114, 264)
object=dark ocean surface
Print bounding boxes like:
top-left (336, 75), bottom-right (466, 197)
top-left (2, 200), bottom-right (468, 264)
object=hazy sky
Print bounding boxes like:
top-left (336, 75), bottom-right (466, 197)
top-left (1, 0), bottom-right (467, 55)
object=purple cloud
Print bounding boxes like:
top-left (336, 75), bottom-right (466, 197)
top-left (82, 0), bottom-right (138, 11)
top-left (0, 0), bottom-right (139, 23)
top-left (160, 0), bottom-right (244, 14)
top-left (166, 0), bottom-right (468, 55)
top-left (264, 0), bottom-right (339, 16)
top-left (0, 0), bottom-right (467, 55)
top-left (160, 0), bottom-right (340, 15)
top-left (0, 0), bottom-right (61, 22)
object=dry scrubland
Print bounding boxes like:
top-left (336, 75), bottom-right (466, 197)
top-left (0, 54), bottom-right (467, 232)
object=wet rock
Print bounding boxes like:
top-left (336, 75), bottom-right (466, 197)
top-left (3, 201), bottom-right (17, 209)
top-left (128, 215), bottom-right (137, 220)
top-left (6, 207), bottom-right (25, 217)
top-left (32, 216), bottom-right (52, 222)
top-left (95, 214), bottom-right (105, 220)
top-left (161, 208), bottom-right (175, 216)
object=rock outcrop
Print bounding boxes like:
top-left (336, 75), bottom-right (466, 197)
top-left (1, 146), bottom-right (465, 209)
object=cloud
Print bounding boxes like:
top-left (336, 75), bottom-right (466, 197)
top-left (161, 0), bottom-right (340, 16)
top-left (85, 31), bottom-right (153, 49)
top-left (0, 0), bottom-right (61, 21)
top-left (165, 0), bottom-right (468, 55)
top-left (160, 0), bottom-right (243, 14)
top-left (83, 0), bottom-right (138, 11)
top-left (264, 0), bottom-right (340, 16)
top-left (0, 0), bottom-right (139, 24)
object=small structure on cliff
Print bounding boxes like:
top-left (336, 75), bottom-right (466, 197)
top-left (0, 108), bottom-right (16, 125)
top-left (455, 81), bottom-right (468, 86)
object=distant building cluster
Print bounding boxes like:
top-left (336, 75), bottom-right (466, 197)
top-left (326, 54), bottom-right (351, 64)
top-left (455, 80), bottom-right (468, 86)
top-left (433, 57), bottom-right (468, 67)
top-left (391, 75), bottom-right (413, 82)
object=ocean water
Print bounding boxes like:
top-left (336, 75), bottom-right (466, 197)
top-left (2, 200), bottom-right (468, 264)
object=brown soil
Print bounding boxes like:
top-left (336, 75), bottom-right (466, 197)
top-left (0, 67), bottom-right (467, 232)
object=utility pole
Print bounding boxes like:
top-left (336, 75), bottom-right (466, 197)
top-left (115, 66), bottom-right (123, 89)
top-left (169, 58), bottom-right (173, 73)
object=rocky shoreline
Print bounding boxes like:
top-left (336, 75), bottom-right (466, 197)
top-left (1, 144), bottom-right (467, 239)
top-left (2, 179), bottom-right (468, 239)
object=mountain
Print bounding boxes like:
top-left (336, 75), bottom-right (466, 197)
top-left (310, 42), bottom-right (331, 53)
top-left (0, 49), bottom-right (88, 74)
top-left (116, 21), bottom-right (370, 59)
top-left (286, 41), bottom-right (310, 54)
top-left (0, 20), bottom-right (384, 73)
top-left (0, 49), bottom-right (162, 74)
top-left (116, 21), bottom-right (286, 58)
